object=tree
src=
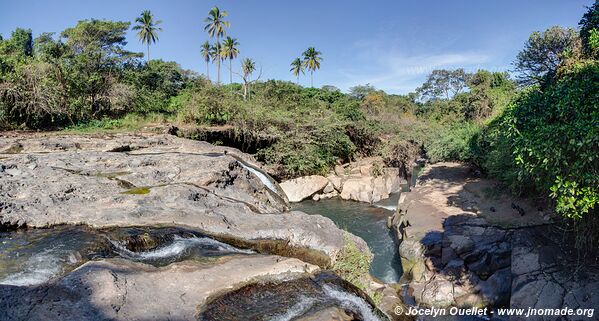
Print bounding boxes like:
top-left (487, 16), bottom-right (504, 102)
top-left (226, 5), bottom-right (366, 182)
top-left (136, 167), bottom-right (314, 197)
top-left (221, 36), bottom-right (239, 84)
top-left (236, 58), bottom-right (261, 100)
top-left (514, 26), bottom-right (579, 86)
top-left (416, 69), bottom-right (470, 100)
top-left (60, 20), bottom-right (139, 116)
top-left (204, 7), bottom-right (229, 84)
top-left (201, 41), bottom-right (211, 81)
top-left (290, 58), bottom-right (304, 84)
top-left (302, 47), bottom-right (322, 87)
top-left (349, 84), bottom-right (376, 100)
top-left (132, 10), bottom-right (162, 61)
top-left (579, 1), bottom-right (599, 57)
top-left (209, 42), bottom-right (223, 77)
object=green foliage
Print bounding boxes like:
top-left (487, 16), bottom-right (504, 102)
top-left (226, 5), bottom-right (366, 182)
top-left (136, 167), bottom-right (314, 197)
top-left (514, 26), bottom-right (579, 86)
top-left (427, 122), bottom-right (481, 163)
top-left (506, 61), bottom-right (599, 219)
top-left (579, 1), bottom-right (599, 57)
top-left (332, 236), bottom-right (381, 303)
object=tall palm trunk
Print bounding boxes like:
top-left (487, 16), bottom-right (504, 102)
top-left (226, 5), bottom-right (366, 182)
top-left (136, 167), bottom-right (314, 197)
top-left (147, 44), bottom-right (150, 61)
top-left (229, 59), bottom-right (232, 84)
top-left (216, 36), bottom-right (221, 85)
top-left (310, 70), bottom-right (313, 87)
top-left (206, 61), bottom-right (210, 81)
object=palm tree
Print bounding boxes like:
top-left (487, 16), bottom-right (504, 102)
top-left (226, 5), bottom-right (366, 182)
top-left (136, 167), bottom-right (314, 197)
top-left (204, 7), bottom-right (229, 84)
top-left (133, 10), bottom-right (162, 61)
top-left (290, 58), bottom-right (304, 84)
top-left (201, 41), bottom-right (211, 81)
top-left (241, 58), bottom-right (256, 100)
top-left (221, 37), bottom-right (240, 84)
top-left (210, 42), bottom-right (223, 71)
top-left (302, 47), bottom-right (322, 87)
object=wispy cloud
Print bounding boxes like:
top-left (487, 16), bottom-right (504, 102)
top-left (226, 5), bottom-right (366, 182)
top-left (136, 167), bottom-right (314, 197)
top-left (336, 41), bottom-right (495, 94)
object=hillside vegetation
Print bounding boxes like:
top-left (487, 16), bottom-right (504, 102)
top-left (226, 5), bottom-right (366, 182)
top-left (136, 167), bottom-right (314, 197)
top-left (1, 3), bottom-right (598, 250)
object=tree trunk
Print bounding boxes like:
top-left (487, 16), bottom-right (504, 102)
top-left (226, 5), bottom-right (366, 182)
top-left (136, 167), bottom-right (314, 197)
top-left (147, 44), bottom-right (150, 61)
top-left (206, 61), bottom-right (210, 81)
top-left (310, 71), bottom-right (313, 87)
top-left (230, 59), bottom-right (232, 84)
top-left (216, 36), bottom-right (220, 85)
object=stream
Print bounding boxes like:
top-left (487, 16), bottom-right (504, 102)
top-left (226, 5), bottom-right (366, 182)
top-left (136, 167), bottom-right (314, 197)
top-left (0, 226), bottom-right (253, 286)
top-left (293, 194), bottom-right (403, 284)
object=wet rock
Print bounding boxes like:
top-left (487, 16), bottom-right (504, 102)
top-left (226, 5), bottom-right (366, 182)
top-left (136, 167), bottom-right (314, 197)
top-left (296, 307), bottom-right (353, 321)
top-left (280, 175), bottom-right (329, 202)
top-left (0, 255), bottom-right (319, 321)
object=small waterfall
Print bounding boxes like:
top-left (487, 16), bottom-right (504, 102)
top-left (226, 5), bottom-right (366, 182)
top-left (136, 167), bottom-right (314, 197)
top-left (322, 284), bottom-right (383, 321)
top-left (0, 248), bottom-right (64, 286)
top-left (236, 160), bottom-right (279, 194)
top-left (109, 235), bottom-right (252, 261)
top-left (373, 204), bottom-right (397, 211)
top-left (269, 296), bottom-right (317, 321)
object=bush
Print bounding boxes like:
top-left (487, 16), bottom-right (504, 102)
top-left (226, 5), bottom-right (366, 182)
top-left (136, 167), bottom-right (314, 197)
top-left (426, 122), bottom-right (481, 163)
top-left (506, 61), bottom-right (599, 219)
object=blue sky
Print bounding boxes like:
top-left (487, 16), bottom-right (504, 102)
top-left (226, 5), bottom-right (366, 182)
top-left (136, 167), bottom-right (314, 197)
top-left (0, 0), bottom-right (592, 94)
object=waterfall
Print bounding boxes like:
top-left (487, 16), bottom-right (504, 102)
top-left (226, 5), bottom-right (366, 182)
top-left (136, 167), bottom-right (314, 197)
top-left (322, 284), bottom-right (383, 321)
top-left (237, 160), bottom-right (279, 194)
top-left (269, 296), bottom-right (317, 321)
top-left (109, 235), bottom-right (252, 261)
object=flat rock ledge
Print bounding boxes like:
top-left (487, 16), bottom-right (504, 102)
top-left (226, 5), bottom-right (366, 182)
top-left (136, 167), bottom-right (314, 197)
top-left (0, 255), bottom-right (319, 321)
top-left (0, 133), bottom-right (368, 266)
top-left (388, 163), bottom-right (598, 320)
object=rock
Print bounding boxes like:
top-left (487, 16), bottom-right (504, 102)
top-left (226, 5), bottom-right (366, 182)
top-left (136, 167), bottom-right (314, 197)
top-left (280, 175), bottom-right (329, 202)
top-left (323, 182), bottom-right (335, 194)
top-left (418, 278), bottom-right (455, 307)
top-left (327, 175), bottom-right (344, 192)
top-left (446, 235), bottom-right (474, 256)
top-left (319, 190), bottom-right (339, 200)
top-left (511, 248), bottom-right (540, 276)
top-left (0, 255), bottom-right (319, 321)
top-left (476, 268), bottom-right (511, 307)
top-left (340, 177), bottom-right (375, 203)
top-left (296, 307), bottom-right (353, 321)
top-left (383, 168), bottom-right (402, 194)
top-left (0, 134), bottom-right (369, 266)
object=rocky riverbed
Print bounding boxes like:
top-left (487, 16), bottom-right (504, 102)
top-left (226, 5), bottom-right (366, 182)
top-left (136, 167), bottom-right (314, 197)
top-left (389, 162), bottom-right (599, 320)
top-left (0, 133), bottom-right (408, 321)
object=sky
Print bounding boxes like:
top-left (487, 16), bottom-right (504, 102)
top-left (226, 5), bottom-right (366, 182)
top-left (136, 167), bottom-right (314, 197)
top-left (0, 0), bottom-right (593, 94)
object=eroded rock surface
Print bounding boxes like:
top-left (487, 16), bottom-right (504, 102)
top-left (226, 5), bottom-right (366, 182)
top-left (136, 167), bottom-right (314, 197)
top-left (0, 255), bottom-right (319, 321)
top-left (0, 133), bottom-right (368, 266)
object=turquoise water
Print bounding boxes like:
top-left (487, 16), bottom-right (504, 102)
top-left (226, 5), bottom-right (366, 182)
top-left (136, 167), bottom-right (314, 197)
top-left (293, 197), bottom-right (402, 283)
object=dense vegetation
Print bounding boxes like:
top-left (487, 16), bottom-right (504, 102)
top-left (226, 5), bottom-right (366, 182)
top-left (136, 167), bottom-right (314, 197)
top-left (0, 4), bottom-right (597, 249)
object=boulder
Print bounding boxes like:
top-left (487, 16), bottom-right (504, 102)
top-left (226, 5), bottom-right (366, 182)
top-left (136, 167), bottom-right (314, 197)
top-left (326, 175), bottom-right (344, 191)
top-left (280, 175), bottom-right (329, 202)
top-left (340, 177), bottom-right (375, 203)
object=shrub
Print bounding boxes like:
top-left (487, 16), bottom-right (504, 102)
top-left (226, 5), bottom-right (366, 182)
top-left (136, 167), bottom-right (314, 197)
top-left (426, 122), bottom-right (481, 163)
top-left (506, 61), bottom-right (599, 220)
